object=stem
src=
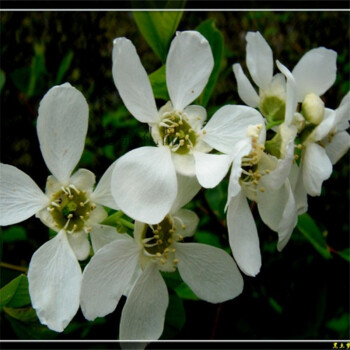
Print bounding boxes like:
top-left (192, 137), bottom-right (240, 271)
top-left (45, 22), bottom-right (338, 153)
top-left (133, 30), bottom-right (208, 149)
top-left (119, 218), bottom-right (135, 230)
top-left (0, 262), bottom-right (28, 273)
top-left (266, 120), bottom-right (282, 130)
top-left (101, 210), bottom-right (124, 226)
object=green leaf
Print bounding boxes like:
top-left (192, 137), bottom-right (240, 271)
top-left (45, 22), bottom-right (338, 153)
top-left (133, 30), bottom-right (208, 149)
top-left (5, 313), bottom-right (58, 339)
top-left (149, 65), bottom-right (169, 100)
top-left (3, 306), bottom-right (37, 322)
top-left (194, 230), bottom-right (222, 248)
top-left (102, 105), bottom-right (135, 129)
top-left (1, 226), bottom-right (27, 243)
top-left (162, 270), bottom-right (182, 290)
top-left (55, 51), bottom-right (74, 85)
top-left (204, 179), bottom-right (228, 221)
top-left (80, 149), bottom-right (94, 167)
top-left (175, 282), bottom-right (199, 301)
top-left (326, 313), bottom-right (350, 333)
top-left (11, 67), bottom-right (31, 94)
top-left (0, 274), bottom-right (31, 311)
top-left (268, 297), bottom-right (283, 314)
top-left (0, 69), bottom-right (5, 93)
top-left (102, 144), bottom-right (115, 160)
top-left (297, 213), bottom-right (331, 259)
top-left (162, 294), bottom-right (186, 339)
top-left (11, 43), bottom-right (47, 97)
top-left (27, 42), bottom-right (47, 97)
top-left (133, 11), bottom-right (183, 62)
top-left (338, 248), bottom-right (350, 262)
top-left (196, 19), bottom-right (224, 107)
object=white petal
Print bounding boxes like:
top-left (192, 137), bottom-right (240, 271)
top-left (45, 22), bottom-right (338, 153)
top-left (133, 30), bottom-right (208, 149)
top-left (261, 143), bottom-right (294, 191)
top-left (227, 140), bottom-right (253, 202)
top-left (176, 242), bottom-right (243, 303)
top-left (302, 143), bottom-right (332, 196)
top-left (111, 147), bottom-right (177, 225)
top-left (183, 104), bottom-right (207, 131)
top-left (171, 152), bottom-right (196, 177)
top-left (172, 209), bottom-right (199, 238)
top-left (314, 108), bottom-right (336, 142)
top-left (276, 181), bottom-right (298, 251)
top-left (203, 105), bottom-right (264, 154)
top-left (194, 152), bottom-right (232, 189)
top-left (27, 230), bottom-right (82, 332)
top-left (194, 137), bottom-right (213, 153)
top-left (67, 231), bottom-right (91, 261)
top-left (80, 236), bottom-right (140, 320)
top-left (69, 168), bottom-right (95, 194)
top-left (91, 161), bottom-right (119, 210)
top-left (246, 31), bottom-right (273, 89)
top-left (292, 47), bottom-right (337, 102)
top-left (227, 192), bottom-right (261, 277)
top-left (36, 205), bottom-right (58, 232)
top-left (166, 31), bottom-right (214, 110)
top-left (325, 131), bottom-right (350, 165)
top-left (257, 180), bottom-right (297, 241)
top-left (171, 173), bottom-right (201, 213)
top-left (112, 37), bottom-right (158, 124)
top-left (232, 63), bottom-right (260, 107)
top-left (45, 175), bottom-right (62, 197)
top-left (278, 122), bottom-right (298, 159)
top-left (0, 164), bottom-right (48, 226)
top-left (86, 205), bottom-right (108, 226)
top-left (336, 92), bottom-right (350, 131)
top-left (132, 220), bottom-right (147, 243)
top-left (119, 263), bottom-right (168, 340)
top-left (276, 60), bottom-right (297, 125)
top-left (89, 224), bottom-right (121, 253)
top-left (289, 163), bottom-right (308, 215)
top-left (37, 83), bottom-right (88, 185)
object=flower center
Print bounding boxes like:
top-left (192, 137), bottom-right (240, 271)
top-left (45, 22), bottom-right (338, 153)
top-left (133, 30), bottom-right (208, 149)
top-left (140, 215), bottom-right (185, 272)
top-left (158, 111), bottom-right (197, 155)
top-left (240, 126), bottom-right (270, 199)
top-left (47, 185), bottom-right (96, 233)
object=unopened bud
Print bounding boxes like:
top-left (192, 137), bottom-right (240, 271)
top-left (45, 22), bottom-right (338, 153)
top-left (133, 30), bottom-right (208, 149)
top-left (302, 93), bottom-right (324, 125)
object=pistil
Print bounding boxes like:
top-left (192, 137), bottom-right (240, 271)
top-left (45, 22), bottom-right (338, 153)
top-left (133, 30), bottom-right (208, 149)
top-left (48, 185), bottom-right (96, 234)
top-left (159, 111), bottom-right (197, 155)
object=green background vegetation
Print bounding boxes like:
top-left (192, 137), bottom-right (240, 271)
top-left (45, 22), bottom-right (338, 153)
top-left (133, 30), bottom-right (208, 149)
top-left (0, 9), bottom-right (349, 344)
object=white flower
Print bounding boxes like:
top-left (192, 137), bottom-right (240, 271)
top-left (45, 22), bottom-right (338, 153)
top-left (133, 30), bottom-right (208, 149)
top-left (111, 30), bottom-right (239, 224)
top-left (80, 175), bottom-right (243, 341)
top-left (0, 83), bottom-right (119, 332)
top-left (301, 94), bottom-right (350, 196)
top-left (276, 54), bottom-right (348, 199)
top-left (232, 31), bottom-right (287, 123)
top-left (201, 101), bottom-right (298, 274)
top-left (227, 124), bottom-right (297, 275)
top-left (291, 46), bottom-right (337, 104)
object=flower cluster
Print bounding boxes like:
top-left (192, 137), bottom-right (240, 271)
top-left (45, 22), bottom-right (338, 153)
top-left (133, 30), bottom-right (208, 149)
top-left (0, 30), bottom-right (349, 343)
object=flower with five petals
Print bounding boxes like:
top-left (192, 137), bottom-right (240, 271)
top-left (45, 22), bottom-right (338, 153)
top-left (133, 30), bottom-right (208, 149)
top-left (0, 83), bottom-right (119, 332)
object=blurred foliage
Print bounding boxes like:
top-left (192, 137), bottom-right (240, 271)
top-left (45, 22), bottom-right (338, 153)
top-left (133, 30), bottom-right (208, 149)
top-left (133, 11), bottom-right (184, 63)
top-left (0, 10), bottom-right (349, 343)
